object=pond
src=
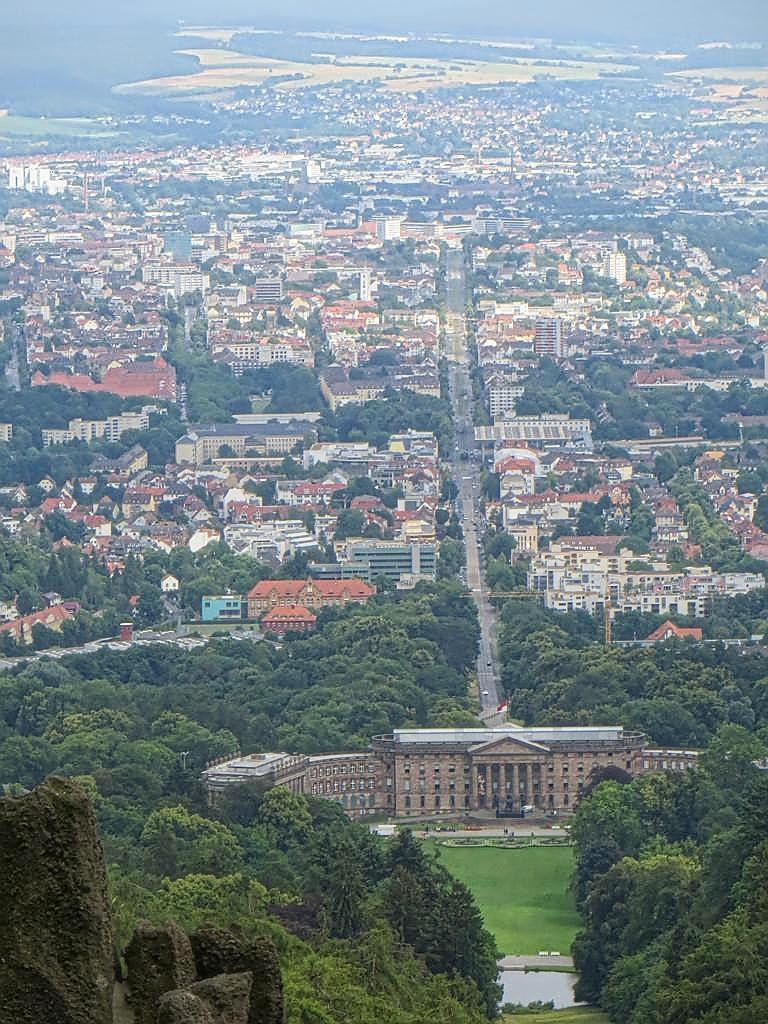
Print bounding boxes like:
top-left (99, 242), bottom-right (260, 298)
top-left (500, 970), bottom-right (582, 1010)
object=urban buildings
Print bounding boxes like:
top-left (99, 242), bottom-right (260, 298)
top-left (175, 422), bottom-right (316, 464)
top-left (527, 540), bottom-right (765, 617)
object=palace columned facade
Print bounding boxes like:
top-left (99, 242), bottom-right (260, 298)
top-left (203, 725), bottom-right (699, 820)
top-left (372, 726), bottom-right (650, 816)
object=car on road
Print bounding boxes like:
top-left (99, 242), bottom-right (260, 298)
top-left (487, 660), bottom-right (492, 666)
top-left (481, 689), bottom-right (489, 696)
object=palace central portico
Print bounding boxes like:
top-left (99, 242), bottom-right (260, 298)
top-left (372, 726), bottom-right (649, 817)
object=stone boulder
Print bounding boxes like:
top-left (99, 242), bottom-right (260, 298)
top-left (156, 990), bottom-right (214, 1024)
top-left (190, 926), bottom-right (284, 1024)
top-left (124, 922), bottom-right (196, 1024)
top-left (187, 973), bottom-right (253, 1024)
top-left (0, 777), bottom-right (114, 1024)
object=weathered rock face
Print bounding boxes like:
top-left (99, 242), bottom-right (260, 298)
top-left (1, 778), bottom-right (286, 1024)
top-left (0, 776), bottom-right (114, 1024)
top-left (124, 923), bottom-right (196, 1024)
top-left (190, 927), bottom-right (284, 1024)
top-left (187, 973), bottom-right (253, 1024)
top-left (156, 990), bottom-right (214, 1024)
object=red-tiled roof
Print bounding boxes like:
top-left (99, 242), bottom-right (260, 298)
top-left (248, 579), bottom-right (375, 599)
top-left (645, 620), bottom-right (703, 642)
top-left (261, 605), bottom-right (317, 623)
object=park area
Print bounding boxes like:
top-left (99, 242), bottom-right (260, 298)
top-left (502, 1010), bottom-right (608, 1024)
top-left (435, 844), bottom-right (579, 956)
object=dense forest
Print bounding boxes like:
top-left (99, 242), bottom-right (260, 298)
top-left (497, 598), bottom-right (768, 747)
top-left (0, 580), bottom-right (480, 789)
top-left (0, 580), bottom-right (498, 1021)
top-left (571, 731), bottom-right (768, 1023)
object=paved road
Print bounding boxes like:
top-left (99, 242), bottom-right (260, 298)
top-left (500, 955), bottom-right (575, 970)
top-left (4, 322), bottom-right (22, 391)
top-left (0, 627), bottom-right (264, 672)
top-left (443, 246), bottom-right (502, 715)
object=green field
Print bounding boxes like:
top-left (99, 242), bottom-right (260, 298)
top-left (503, 1009), bottom-right (608, 1024)
top-left (435, 845), bottom-right (579, 956)
top-left (0, 115), bottom-right (118, 138)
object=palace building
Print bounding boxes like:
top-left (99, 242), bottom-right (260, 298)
top-left (202, 725), bottom-right (699, 820)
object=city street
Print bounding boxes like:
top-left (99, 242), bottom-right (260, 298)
top-left (444, 246), bottom-right (502, 716)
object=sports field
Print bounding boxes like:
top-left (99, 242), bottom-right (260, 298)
top-left (503, 1009), bottom-right (608, 1024)
top-left (436, 844), bottom-right (579, 956)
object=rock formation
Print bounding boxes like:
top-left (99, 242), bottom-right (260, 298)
top-left (190, 926), bottom-right (284, 1024)
top-left (0, 776), bottom-right (114, 1024)
top-left (0, 777), bottom-right (285, 1024)
top-left (124, 923), bottom-right (196, 1024)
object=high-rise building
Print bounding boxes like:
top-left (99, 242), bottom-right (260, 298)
top-left (534, 318), bottom-right (566, 359)
top-left (601, 248), bottom-right (627, 285)
top-left (375, 217), bottom-right (402, 241)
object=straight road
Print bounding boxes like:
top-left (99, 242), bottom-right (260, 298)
top-left (4, 322), bottom-right (22, 391)
top-left (443, 246), bottom-right (502, 715)
top-left (499, 954), bottom-right (574, 970)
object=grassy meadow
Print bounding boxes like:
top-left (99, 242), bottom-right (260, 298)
top-left (435, 844), bottom-right (579, 956)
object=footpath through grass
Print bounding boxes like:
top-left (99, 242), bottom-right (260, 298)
top-left (435, 844), bottom-right (579, 956)
top-left (502, 1009), bottom-right (609, 1024)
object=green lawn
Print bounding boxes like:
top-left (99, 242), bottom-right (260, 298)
top-left (435, 845), bottom-right (579, 955)
top-left (503, 1009), bottom-right (608, 1024)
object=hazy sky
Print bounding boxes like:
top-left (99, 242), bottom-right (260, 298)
top-left (12, 0), bottom-right (768, 45)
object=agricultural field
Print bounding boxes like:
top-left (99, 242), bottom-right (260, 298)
top-left (0, 114), bottom-right (118, 139)
top-left (434, 844), bottom-right (579, 956)
top-left (116, 48), bottom-right (637, 97)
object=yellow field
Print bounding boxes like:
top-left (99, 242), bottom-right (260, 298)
top-left (117, 50), bottom-right (637, 96)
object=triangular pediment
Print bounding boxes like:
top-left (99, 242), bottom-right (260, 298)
top-left (469, 735), bottom-right (551, 756)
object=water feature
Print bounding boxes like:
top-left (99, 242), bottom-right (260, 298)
top-left (500, 970), bottom-right (582, 1010)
